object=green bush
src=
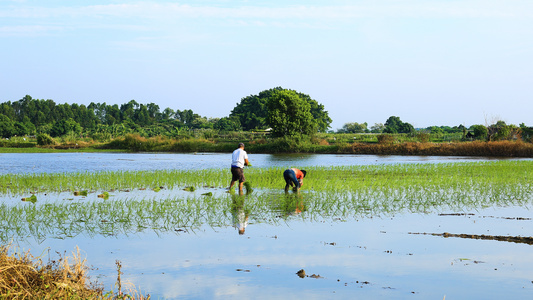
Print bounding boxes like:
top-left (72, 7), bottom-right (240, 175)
top-left (36, 133), bottom-right (56, 146)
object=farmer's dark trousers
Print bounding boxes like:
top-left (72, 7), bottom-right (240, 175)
top-left (283, 169), bottom-right (300, 188)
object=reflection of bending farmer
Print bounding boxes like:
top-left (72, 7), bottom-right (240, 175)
top-left (283, 168), bottom-right (306, 192)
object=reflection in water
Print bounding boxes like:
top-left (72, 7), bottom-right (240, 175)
top-left (278, 192), bottom-right (305, 217)
top-left (231, 195), bottom-right (249, 235)
top-left (2, 154), bottom-right (533, 299)
top-left (3, 188), bottom-right (533, 298)
top-left (1, 152), bottom-right (520, 175)
top-left (2, 182), bottom-right (533, 243)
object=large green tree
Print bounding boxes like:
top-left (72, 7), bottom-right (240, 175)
top-left (266, 89), bottom-right (317, 137)
top-left (230, 87), bottom-right (331, 132)
top-left (229, 88), bottom-right (278, 131)
top-left (383, 116), bottom-right (414, 134)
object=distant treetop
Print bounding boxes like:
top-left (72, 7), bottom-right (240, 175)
top-left (230, 87), bottom-right (331, 133)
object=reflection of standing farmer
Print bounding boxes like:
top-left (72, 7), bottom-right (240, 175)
top-left (229, 143), bottom-right (249, 194)
top-left (283, 168), bottom-right (306, 192)
top-left (231, 196), bottom-right (249, 235)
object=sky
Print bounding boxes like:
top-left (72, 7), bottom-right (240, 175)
top-left (1, 0), bottom-right (532, 130)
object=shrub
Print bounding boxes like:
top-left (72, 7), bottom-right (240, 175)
top-left (417, 132), bottom-right (430, 143)
top-left (377, 134), bottom-right (395, 144)
top-left (36, 133), bottom-right (56, 146)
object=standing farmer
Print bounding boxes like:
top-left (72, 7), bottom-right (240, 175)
top-left (283, 168), bottom-right (306, 192)
top-left (229, 143), bottom-right (250, 194)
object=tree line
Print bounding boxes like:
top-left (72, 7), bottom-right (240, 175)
top-left (0, 88), bottom-right (332, 139)
top-left (1, 89), bottom-right (531, 143)
top-left (338, 116), bottom-right (532, 142)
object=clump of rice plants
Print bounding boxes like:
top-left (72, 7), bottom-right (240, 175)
top-left (21, 194), bottom-right (37, 203)
top-left (243, 181), bottom-right (253, 194)
top-left (97, 191), bottom-right (110, 199)
top-left (74, 190), bottom-right (88, 196)
top-left (183, 186), bottom-right (195, 192)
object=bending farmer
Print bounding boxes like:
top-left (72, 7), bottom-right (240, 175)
top-left (229, 142), bottom-right (250, 194)
top-left (283, 168), bottom-right (307, 192)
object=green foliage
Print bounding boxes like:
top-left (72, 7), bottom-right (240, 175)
top-left (370, 123), bottom-right (385, 133)
top-left (427, 125), bottom-right (465, 134)
top-left (383, 116), bottom-right (414, 134)
top-left (214, 116), bottom-right (242, 131)
top-left (417, 132), bottom-right (430, 143)
top-left (297, 92), bottom-right (332, 133)
top-left (471, 124), bottom-right (488, 140)
top-left (428, 126), bottom-right (444, 134)
top-left (0, 114), bottom-right (15, 138)
top-left (266, 89), bottom-right (317, 137)
top-left (0, 136), bottom-right (35, 148)
top-left (230, 87), bottom-right (331, 132)
top-left (36, 133), bottom-right (56, 146)
top-left (338, 122), bottom-right (368, 133)
top-left (13, 121), bottom-right (31, 136)
top-left (520, 123), bottom-right (533, 142)
top-left (230, 88), bottom-right (275, 131)
top-left (487, 121), bottom-right (520, 141)
top-left (50, 118), bottom-right (82, 137)
top-left (0, 95), bottom-right (218, 139)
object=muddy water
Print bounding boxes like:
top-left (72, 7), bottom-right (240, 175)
top-left (2, 153), bottom-right (533, 299)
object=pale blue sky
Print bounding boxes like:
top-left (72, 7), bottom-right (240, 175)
top-left (1, 0), bottom-right (532, 130)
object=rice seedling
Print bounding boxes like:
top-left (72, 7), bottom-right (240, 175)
top-left (0, 160), bottom-right (532, 241)
top-left (21, 194), bottom-right (37, 203)
top-left (97, 191), bottom-right (110, 199)
top-left (243, 181), bottom-right (253, 194)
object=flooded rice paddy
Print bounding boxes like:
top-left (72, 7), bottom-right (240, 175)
top-left (1, 153), bottom-right (533, 299)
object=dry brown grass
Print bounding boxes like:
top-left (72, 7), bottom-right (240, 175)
top-left (347, 140), bottom-right (533, 157)
top-left (0, 243), bottom-right (149, 299)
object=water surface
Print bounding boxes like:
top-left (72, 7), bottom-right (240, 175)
top-left (0, 152), bottom-right (525, 174)
top-left (1, 152), bottom-right (532, 299)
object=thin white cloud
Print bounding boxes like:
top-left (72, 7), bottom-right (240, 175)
top-left (0, 25), bottom-right (63, 37)
top-left (2, 1), bottom-right (533, 21)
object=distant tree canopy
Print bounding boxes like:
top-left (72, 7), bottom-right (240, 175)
top-left (468, 122), bottom-right (520, 141)
top-left (520, 123), bottom-right (533, 142)
top-left (426, 125), bottom-right (465, 134)
top-left (383, 116), bottom-right (415, 134)
top-left (230, 87), bottom-right (331, 132)
top-left (0, 95), bottom-right (216, 138)
top-left (487, 121), bottom-right (520, 141)
top-left (471, 124), bottom-right (488, 140)
top-left (1, 95), bottom-right (530, 144)
top-left (213, 116), bottom-right (242, 132)
top-left (370, 123), bottom-right (385, 133)
top-left (338, 122), bottom-right (368, 133)
top-left (266, 89), bottom-right (317, 137)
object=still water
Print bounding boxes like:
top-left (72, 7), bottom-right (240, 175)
top-left (2, 152), bottom-right (532, 299)
top-left (0, 152), bottom-right (521, 174)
